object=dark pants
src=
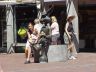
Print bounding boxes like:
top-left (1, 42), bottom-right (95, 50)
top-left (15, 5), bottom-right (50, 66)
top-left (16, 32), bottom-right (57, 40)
top-left (70, 33), bottom-right (79, 52)
top-left (51, 34), bottom-right (60, 45)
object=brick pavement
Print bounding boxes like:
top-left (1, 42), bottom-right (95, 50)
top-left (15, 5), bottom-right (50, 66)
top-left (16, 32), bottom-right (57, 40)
top-left (0, 53), bottom-right (96, 72)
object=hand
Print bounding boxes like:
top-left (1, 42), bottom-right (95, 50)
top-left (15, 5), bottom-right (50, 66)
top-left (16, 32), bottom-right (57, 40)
top-left (68, 35), bottom-right (71, 40)
top-left (28, 38), bottom-right (32, 43)
top-left (68, 42), bottom-right (73, 50)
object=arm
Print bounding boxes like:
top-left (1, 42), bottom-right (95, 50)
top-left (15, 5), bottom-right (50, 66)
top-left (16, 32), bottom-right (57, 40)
top-left (65, 22), bottom-right (71, 41)
top-left (27, 31), bottom-right (31, 39)
top-left (51, 23), bottom-right (55, 30)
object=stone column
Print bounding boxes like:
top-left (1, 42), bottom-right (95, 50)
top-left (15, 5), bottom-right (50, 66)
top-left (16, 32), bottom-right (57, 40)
top-left (6, 5), bottom-right (14, 53)
top-left (73, 0), bottom-right (79, 42)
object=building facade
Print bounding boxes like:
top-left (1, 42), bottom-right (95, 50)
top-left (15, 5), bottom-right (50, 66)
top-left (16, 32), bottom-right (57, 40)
top-left (79, 0), bottom-right (96, 51)
top-left (0, 0), bottom-right (96, 53)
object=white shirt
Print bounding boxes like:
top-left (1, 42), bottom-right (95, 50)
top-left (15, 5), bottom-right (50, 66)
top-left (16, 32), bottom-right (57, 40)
top-left (51, 22), bottom-right (60, 35)
top-left (34, 23), bottom-right (43, 34)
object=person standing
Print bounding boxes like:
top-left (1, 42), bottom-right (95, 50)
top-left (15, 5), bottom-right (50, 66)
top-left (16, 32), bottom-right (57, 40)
top-left (50, 16), bottom-right (60, 45)
top-left (65, 15), bottom-right (77, 60)
top-left (34, 18), bottom-right (43, 39)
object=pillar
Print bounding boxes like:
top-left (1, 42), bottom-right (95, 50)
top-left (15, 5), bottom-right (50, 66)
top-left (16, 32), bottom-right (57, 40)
top-left (6, 5), bottom-right (14, 52)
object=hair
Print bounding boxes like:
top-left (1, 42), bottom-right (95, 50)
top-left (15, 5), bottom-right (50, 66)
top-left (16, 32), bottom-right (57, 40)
top-left (67, 15), bottom-right (75, 22)
top-left (28, 22), bottom-right (34, 34)
top-left (28, 22), bottom-right (34, 27)
top-left (28, 22), bottom-right (34, 29)
top-left (51, 16), bottom-right (57, 22)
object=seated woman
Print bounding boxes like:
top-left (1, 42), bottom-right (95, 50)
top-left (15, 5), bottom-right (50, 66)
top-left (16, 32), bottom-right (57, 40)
top-left (24, 22), bottom-right (36, 64)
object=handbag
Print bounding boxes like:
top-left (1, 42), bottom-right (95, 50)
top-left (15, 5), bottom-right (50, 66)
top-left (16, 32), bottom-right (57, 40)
top-left (18, 27), bottom-right (27, 39)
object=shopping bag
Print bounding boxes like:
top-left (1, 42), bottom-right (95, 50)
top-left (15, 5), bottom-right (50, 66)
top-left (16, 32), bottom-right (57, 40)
top-left (18, 27), bottom-right (27, 39)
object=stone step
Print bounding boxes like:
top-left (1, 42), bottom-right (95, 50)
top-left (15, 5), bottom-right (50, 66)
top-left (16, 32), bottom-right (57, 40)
top-left (47, 45), bottom-right (69, 62)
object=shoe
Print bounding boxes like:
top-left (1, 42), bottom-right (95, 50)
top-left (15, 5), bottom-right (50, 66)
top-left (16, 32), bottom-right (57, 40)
top-left (69, 56), bottom-right (76, 60)
top-left (24, 60), bottom-right (31, 64)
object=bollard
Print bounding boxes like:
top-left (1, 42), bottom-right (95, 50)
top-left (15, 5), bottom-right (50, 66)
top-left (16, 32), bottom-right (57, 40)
top-left (47, 45), bottom-right (68, 62)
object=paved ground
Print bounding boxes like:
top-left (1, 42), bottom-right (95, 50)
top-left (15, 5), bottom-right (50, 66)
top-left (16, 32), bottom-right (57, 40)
top-left (0, 53), bottom-right (96, 72)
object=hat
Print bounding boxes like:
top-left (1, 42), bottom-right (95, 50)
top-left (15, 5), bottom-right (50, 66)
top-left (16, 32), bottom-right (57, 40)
top-left (67, 15), bottom-right (75, 21)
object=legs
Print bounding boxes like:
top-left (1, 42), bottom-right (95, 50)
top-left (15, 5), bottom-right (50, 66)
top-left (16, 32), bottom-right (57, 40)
top-left (24, 47), bottom-right (31, 64)
top-left (68, 41), bottom-right (77, 60)
top-left (71, 42), bottom-right (77, 58)
top-left (25, 48), bottom-right (28, 58)
top-left (51, 34), bottom-right (60, 45)
top-left (24, 41), bottom-right (31, 64)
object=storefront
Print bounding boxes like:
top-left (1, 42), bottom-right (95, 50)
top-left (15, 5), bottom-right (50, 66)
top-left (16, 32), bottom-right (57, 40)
top-left (0, 0), bottom-right (79, 53)
top-left (79, 0), bottom-right (96, 52)
top-left (0, 1), bottom-right (38, 53)
top-left (0, 5), bottom-right (6, 51)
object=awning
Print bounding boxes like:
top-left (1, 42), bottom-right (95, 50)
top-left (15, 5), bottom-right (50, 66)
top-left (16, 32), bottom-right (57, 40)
top-left (44, 0), bottom-right (66, 2)
top-left (0, 0), bottom-right (35, 5)
top-left (0, 1), bottom-right (16, 5)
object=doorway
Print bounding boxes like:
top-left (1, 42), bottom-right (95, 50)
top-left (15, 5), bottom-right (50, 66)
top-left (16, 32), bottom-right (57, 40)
top-left (13, 3), bottom-right (37, 43)
top-left (79, 4), bottom-right (96, 52)
top-left (0, 5), bottom-right (7, 52)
